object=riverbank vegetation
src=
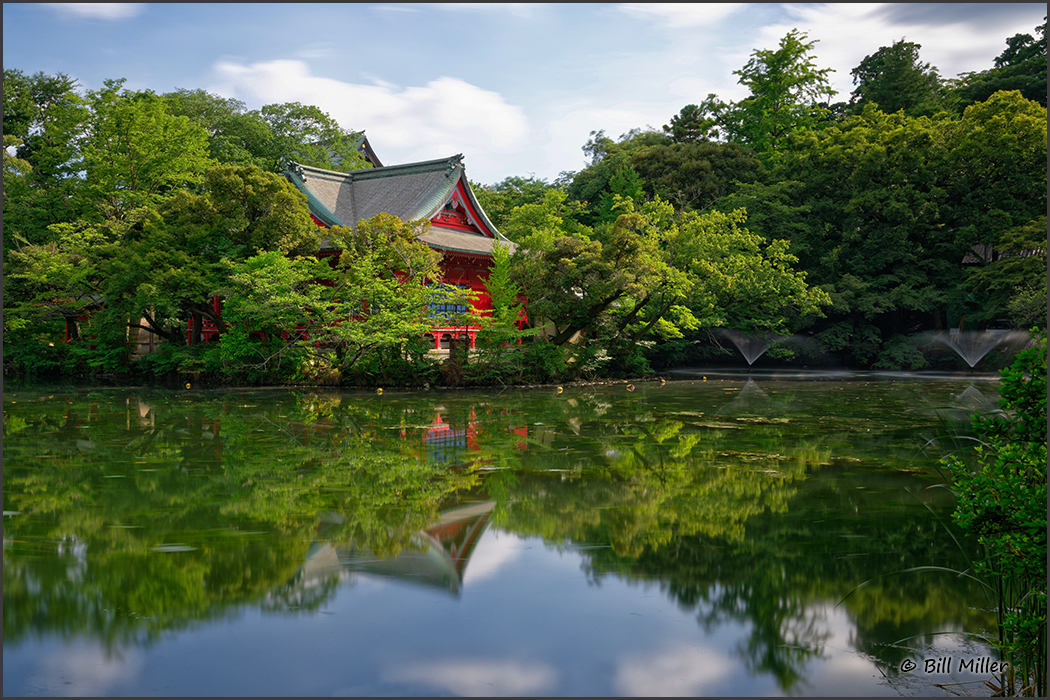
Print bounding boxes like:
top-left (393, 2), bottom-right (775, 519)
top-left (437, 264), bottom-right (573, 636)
top-left (4, 20), bottom-right (1045, 386)
top-left (943, 333), bottom-right (1046, 696)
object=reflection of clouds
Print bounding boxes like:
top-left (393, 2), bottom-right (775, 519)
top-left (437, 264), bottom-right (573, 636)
top-left (382, 659), bottom-right (556, 696)
top-left (38, 641), bottom-right (142, 696)
top-left (614, 644), bottom-right (734, 696)
top-left (802, 602), bottom-right (909, 695)
top-left (461, 530), bottom-right (524, 585)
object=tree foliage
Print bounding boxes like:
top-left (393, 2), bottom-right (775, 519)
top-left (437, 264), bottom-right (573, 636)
top-left (220, 213), bottom-right (466, 382)
top-left (81, 80), bottom-right (214, 221)
top-left (472, 175), bottom-right (556, 235)
top-left (740, 92), bottom-right (1046, 365)
top-left (943, 334), bottom-right (1047, 696)
top-left (161, 89), bottom-right (372, 174)
top-left (849, 40), bottom-right (945, 116)
top-left (677, 30), bottom-right (836, 154)
top-left (2, 69), bottom-right (90, 256)
top-left (509, 193), bottom-right (828, 373)
top-left (951, 18), bottom-right (1046, 108)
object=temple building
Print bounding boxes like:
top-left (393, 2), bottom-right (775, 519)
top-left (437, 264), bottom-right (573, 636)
top-left (283, 153), bottom-right (516, 351)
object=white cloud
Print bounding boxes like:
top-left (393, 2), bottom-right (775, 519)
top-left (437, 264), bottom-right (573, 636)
top-left (210, 59), bottom-right (530, 164)
top-left (41, 3), bottom-right (144, 20)
top-left (371, 4), bottom-right (424, 13)
top-left (383, 659), bottom-right (557, 696)
top-left (614, 644), bottom-right (736, 696)
top-left (434, 3), bottom-right (541, 19)
top-left (617, 3), bottom-right (746, 28)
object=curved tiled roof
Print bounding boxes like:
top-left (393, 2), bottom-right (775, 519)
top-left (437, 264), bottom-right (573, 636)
top-left (285, 155), bottom-right (514, 257)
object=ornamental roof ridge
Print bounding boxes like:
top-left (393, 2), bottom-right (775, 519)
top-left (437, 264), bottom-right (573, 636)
top-left (286, 154), bottom-right (465, 183)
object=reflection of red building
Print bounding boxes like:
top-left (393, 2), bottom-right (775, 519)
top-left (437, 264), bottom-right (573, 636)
top-left (416, 410), bottom-right (481, 464)
top-left (284, 154), bottom-right (516, 350)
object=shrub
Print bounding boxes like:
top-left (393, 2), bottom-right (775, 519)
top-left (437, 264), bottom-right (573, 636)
top-left (943, 331), bottom-right (1046, 696)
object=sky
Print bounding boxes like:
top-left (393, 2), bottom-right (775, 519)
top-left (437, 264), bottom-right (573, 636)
top-left (3, 3), bottom-right (1045, 185)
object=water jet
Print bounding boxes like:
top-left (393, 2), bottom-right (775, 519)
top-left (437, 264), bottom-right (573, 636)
top-left (932, 329), bottom-right (1032, 369)
top-left (718, 329), bottom-right (786, 370)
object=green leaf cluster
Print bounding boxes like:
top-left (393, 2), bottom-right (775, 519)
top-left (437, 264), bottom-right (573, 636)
top-left (220, 213), bottom-right (463, 384)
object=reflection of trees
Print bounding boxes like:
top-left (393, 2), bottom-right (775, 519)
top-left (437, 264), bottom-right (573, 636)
top-left (483, 382), bottom-right (994, 693)
top-left (494, 420), bottom-right (809, 555)
top-left (534, 466), bottom-right (994, 692)
top-left (3, 381), bottom-right (997, 688)
top-left (2, 390), bottom-right (485, 650)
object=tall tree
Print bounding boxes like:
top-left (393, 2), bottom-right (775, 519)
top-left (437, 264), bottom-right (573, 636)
top-left (563, 128), bottom-right (672, 226)
top-left (162, 88), bottom-right (272, 169)
top-left (951, 19), bottom-right (1046, 108)
top-left (81, 80), bottom-right (214, 222)
top-left (472, 175), bottom-right (555, 234)
top-left (849, 40), bottom-right (944, 116)
top-left (508, 194), bottom-right (827, 353)
top-left (732, 29), bottom-right (836, 152)
top-left (663, 103), bottom-right (721, 143)
top-left (948, 91), bottom-right (1048, 327)
top-left (665, 31), bottom-right (835, 155)
top-left (257, 101), bottom-right (370, 173)
top-left (2, 69), bottom-right (90, 254)
top-left (681, 30), bottom-right (836, 155)
top-left (752, 91), bottom-right (1046, 364)
top-left (629, 141), bottom-right (764, 212)
top-left (6, 165), bottom-right (322, 371)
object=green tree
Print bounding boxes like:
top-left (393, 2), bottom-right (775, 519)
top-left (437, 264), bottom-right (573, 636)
top-left (466, 241), bottom-right (535, 383)
top-left (665, 31), bottom-right (835, 155)
top-left (220, 213), bottom-right (465, 382)
top-left (663, 102), bottom-right (721, 143)
top-left (509, 193), bottom-right (827, 367)
top-left (964, 217), bottom-right (1048, 329)
top-left (2, 69), bottom-right (90, 255)
top-left (951, 19), bottom-right (1046, 108)
top-left (257, 101), bottom-right (370, 173)
top-left (753, 93), bottom-right (1045, 366)
top-left (472, 175), bottom-right (555, 234)
top-left (563, 128), bottom-right (674, 226)
top-left (162, 88), bottom-right (272, 169)
top-left (733, 29), bottom-right (836, 152)
top-left (6, 165), bottom-right (321, 374)
top-left (81, 80), bottom-right (214, 221)
top-left (947, 91), bottom-right (1047, 327)
top-left (690, 30), bottom-right (836, 154)
top-left (629, 140), bottom-right (764, 212)
top-left (162, 89), bottom-right (371, 174)
top-left (849, 40), bottom-right (944, 116)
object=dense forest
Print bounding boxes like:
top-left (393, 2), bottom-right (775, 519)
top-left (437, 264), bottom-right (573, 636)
top-left (3, 21), bottom-right (1046, 386)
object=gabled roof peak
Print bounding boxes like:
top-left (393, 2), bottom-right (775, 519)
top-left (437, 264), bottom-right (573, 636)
top-left (286, 154), bottom-right (465, 184)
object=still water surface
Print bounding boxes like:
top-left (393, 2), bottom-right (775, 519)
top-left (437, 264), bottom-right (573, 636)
top-left (4, 373), bottom-right (1003, 696)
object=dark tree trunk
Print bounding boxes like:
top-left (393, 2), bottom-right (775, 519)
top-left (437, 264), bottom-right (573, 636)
top-left (190, 311), bottom-right (203, 346)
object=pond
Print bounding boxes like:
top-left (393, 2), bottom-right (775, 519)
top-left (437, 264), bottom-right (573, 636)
top-left (3, 372), bottom-right (1005, 696)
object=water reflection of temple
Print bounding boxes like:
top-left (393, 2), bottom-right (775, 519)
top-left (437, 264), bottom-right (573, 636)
top-left (292, 501), bottom-right (496, 597)
top-left (415, 410), bottom-right (480, 464)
